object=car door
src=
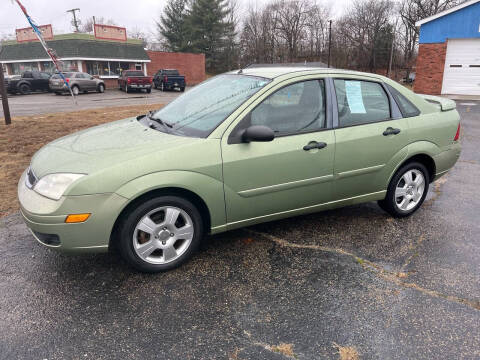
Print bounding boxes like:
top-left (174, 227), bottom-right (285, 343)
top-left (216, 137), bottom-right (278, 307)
top-left (38, 72), bottom-right (51, 91)
top-left (332, 77), bottom-right (411, 200)
top-left (83, 73), bottom-right (96, 91)
top-left (221, 78), bottom-right (336, 227)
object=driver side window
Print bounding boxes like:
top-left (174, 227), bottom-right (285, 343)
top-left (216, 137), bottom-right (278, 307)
top-left (250, 80), bottom-right (326, 135)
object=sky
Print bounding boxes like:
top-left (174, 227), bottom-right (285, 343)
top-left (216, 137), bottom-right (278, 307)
top-left (0, 0), bottom-right (350, 40)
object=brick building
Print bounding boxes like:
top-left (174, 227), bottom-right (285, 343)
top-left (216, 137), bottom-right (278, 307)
top-left (415, 0), bottom-right (480, 95)
top-left (0, 24), bottom-right (205, 88)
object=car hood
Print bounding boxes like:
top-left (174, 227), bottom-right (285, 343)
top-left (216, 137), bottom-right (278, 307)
top-left (31, 117), bottom-right (196, 178)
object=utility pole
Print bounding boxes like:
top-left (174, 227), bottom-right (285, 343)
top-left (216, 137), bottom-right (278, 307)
top-left (0, 42), bottom-right (12, 125)
top-left (387, 19), bottom-right (399, 79)
top-left (327, 20), bottom-right (333, 68)
top-left (67, 8), bottom-right (81, 32)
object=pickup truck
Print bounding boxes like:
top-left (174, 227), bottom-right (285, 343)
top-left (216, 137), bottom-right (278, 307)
top-left (6, 71), bottom-right (52, 95)
top-left (153, 69), bottom-right (186, 92)
top-left (118, 70), bottom-right (152, 93)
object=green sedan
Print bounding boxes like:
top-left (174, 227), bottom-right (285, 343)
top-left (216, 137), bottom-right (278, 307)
top-left (18, 68), bottom-right (461, 272)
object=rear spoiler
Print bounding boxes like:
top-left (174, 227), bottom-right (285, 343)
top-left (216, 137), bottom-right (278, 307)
top-left (418, 94), bottom-right (456, 111)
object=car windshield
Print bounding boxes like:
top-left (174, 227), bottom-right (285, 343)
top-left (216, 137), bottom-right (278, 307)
top-left (150, 74), bottom-right (271, 138)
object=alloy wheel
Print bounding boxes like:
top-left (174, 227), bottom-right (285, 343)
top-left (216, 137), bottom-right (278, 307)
top-left (132, 206), bottom-right (194, 264)
top-left (394, 169), bottom-right (425, 211)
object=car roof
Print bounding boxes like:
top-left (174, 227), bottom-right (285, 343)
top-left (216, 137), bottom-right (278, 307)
top-left (227, 67), bottom-right (386, 82)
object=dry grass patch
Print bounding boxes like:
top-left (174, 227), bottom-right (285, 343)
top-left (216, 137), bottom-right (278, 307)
top-left (0, 103), bottom-right (163, 217)
top-left (333, 343), bottom-right (360, 360)
top-left (269, 343), bottom-right (296, 357)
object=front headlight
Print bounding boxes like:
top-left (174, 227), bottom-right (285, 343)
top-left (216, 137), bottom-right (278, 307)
top-left (33, 173), bottom-right (85, 200)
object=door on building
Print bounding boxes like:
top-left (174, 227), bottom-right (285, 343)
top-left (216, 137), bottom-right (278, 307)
top-left (442, 39), bottom-right (480, 95)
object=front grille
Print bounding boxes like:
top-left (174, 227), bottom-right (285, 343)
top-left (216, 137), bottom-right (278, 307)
top-left (33, 231), bottom-right (61, 246)
top-left (25, 167), bottom-right (38, 189)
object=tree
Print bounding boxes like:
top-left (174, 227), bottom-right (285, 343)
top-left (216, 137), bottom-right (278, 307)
top-left (187, 0), bottom-right (236, 72)
top-left (157, 0), bottom-right (190, 52)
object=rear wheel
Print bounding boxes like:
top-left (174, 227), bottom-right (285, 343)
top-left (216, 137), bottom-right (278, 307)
top-left (118, 196), bottom-right (204, 272)
top-left (378, 162), bottom-right (429, 218)
top-left (146, 88), bottom-right (151, 94)
top-left (125, 85), bottom-right (130, 93)
top-left (19, 84), bottom-right (31, 95)
top-left (180, 87), bottom-right (185, 92)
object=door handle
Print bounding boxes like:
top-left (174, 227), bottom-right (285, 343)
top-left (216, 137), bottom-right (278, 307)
top-left (383, 127), bottom-right (401, 136)
top-left (303, 141), bottom-right (327, 151)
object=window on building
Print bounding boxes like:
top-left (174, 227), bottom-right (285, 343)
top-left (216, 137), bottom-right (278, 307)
top-left (135, 63), bottom-right (143, 71)
top-left (40, 61), bottom-right (56, 73)
top-left (85, 61), bottom-right (131, 77)
top-left (11, 62), bottom-right (38, 75)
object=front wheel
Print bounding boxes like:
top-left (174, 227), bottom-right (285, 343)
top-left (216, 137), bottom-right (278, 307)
top-left (117, 196), bottom-right (204, 272)
top-left (19, 84), bottom-right (31, 95)
top-left (71, 86), bottom-right (79, 96)
top-left (97, 84), bottom-right (105, 93)
top-left (378, 162), bottom-right (429, 218)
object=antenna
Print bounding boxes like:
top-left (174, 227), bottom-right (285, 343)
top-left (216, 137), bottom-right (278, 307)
top-left (67, 8), bottom-right (81, 32)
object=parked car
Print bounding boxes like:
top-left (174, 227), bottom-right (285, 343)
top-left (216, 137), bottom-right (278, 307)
top-left (118, 70), bottom-right (152, 93)
top-left (6, 71), bottom-right (51, 95)
top-left (153, 69), bottom-right (186, 92)
top-left (18, 68), bottom-right (461, 272)
top-left (49, 72), bottom-right (105, 95)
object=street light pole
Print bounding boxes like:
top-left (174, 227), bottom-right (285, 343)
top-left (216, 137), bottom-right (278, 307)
top-left (327, 20), bottom-right (333, 68)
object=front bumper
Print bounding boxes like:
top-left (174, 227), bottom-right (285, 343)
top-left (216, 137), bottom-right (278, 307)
top-left (18, 171), bottom-right (129, 253)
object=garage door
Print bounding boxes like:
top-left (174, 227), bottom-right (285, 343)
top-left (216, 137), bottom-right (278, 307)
top-left (442, 39), bottom-right (480, 95)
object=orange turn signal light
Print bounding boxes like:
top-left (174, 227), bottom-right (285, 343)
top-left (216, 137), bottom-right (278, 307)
top-left (65, 213), bottom-right (91, 223)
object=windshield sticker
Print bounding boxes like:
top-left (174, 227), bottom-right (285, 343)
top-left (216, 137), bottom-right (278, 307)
top-left (345, 81), bottom-right (366, 114)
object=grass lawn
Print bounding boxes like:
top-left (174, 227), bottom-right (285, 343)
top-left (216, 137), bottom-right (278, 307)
top-left (0, 104), bottom-right (163, 217)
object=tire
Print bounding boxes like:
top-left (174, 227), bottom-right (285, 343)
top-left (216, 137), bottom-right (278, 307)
top-left (160, 82), bottom-right (164, 92)
top-left (180, 87), bottom-right (185, 92)
top-left (54, 91), bottom-right (61, 95)
top-left (146, 88), bottom-right (151, 94)
top-left (125, 85), bottom-right (130, 94)
top-left (71, 86), bottom-right (79, 96)
top-left (154, 81), bottom-right (158, 89)
top-left (19, 84), bottom-right (31, 95)
top-left (378, 161), bottom-right (430, 218)
top-left (117, 195), bottom-right (204, 272)
top-left (97, 84), bottom-right (105, 93)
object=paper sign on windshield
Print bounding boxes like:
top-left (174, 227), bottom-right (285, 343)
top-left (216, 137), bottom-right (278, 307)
top-left (345, 81), bottom-right (366, 114)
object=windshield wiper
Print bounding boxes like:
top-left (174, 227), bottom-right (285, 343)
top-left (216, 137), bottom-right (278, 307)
top-left (147, 111), bottom-right (173, 129)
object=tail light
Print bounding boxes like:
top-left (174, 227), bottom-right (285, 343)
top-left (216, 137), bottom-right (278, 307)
top-left (148, 77), bottom-right (153, 83)
top-left (127, 78), bottom-right (131, 84)
top-left (163, 75), bottom-right (168, 83)
top-left (453, 123), bottom-right (461, 141)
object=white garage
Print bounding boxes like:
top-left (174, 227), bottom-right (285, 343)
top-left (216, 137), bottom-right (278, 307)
top-left (442, 39), bottom-right (480, 95)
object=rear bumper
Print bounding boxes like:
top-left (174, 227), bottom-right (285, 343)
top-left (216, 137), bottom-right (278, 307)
top-left (49, 83), bottom-right (68, 92)
top-left (18, 171), bottom-right (128, 253)
top-left (128, 84), bottom-right (152, 89)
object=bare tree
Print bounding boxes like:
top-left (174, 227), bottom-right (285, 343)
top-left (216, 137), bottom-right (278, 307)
top-left (79, 17), bottom-right (117, 33)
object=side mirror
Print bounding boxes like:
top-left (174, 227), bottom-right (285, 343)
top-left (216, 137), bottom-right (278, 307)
top-left (242, 125), bottom-right (275, 143)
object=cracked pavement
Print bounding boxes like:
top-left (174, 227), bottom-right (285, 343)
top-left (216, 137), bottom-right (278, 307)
top-left (0, 103), bottom-right (479, 359)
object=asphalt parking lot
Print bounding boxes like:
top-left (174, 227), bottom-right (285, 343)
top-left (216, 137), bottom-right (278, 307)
top-left (0, 102), bottom-right (479, 359)
top-left (0, 88), bottom-right (184, 117)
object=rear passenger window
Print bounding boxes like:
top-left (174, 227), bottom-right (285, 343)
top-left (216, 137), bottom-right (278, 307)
top-left (386, 85), bottom-right (420, 118)
top-left (250, 80), bottom-right (326, 135)
top-left (334, 79), bottom-right (391, 127)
